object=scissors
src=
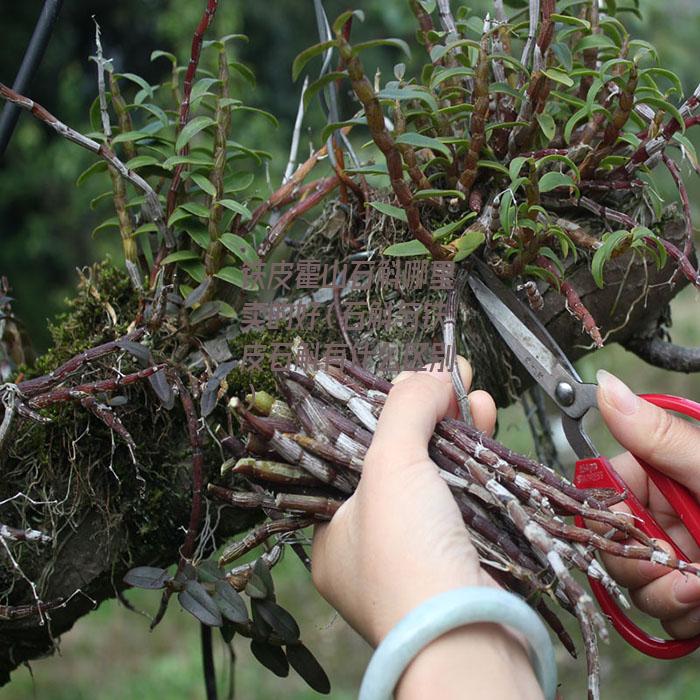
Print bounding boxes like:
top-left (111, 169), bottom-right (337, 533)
top-left (468, 261), bottom-right (700, 659)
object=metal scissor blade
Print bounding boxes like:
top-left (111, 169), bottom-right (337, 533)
top-left (472, 259), bottom-right (581, 381)
top-left (468, 272), bottom-right (597, 422)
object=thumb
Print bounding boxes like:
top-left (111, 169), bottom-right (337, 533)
top-left (597, 369), bottom-right (700, 491)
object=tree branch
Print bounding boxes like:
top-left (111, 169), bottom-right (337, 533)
top-left (624, 335), bottom-right (700, 373)
top-left (0, 82), bottom-right (169, 245)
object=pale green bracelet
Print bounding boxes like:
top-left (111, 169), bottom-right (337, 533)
top-left (358, 587), bottom-right (557, 700)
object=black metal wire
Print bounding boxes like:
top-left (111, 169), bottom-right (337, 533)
top-left (0, 0), bottom-right (64, 159)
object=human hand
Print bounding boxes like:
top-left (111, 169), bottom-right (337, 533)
top-left (311, 359), bottom-right (545, 700)
top-left (597, 369), bottom-right (700, 638)
top-left (310, 357), bottom-right (497, 646)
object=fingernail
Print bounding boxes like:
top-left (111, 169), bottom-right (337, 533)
top-left (673, 575), bottom-right (700, 605)
top-left (597, 370), bottom-right (639, 416)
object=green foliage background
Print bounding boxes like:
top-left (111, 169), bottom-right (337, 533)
top-left (1, 1), bottom-right (700, 698)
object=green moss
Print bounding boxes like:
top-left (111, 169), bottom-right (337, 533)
top-left (32, 260), bottom-right (138, 376)
top-left (226, 323), bottom-right (340, 398)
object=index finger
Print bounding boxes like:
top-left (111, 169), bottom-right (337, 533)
top-left (598, 371), bottom-right (700, 494)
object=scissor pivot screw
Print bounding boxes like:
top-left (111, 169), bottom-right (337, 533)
top-left (555, 381), bottom-right (575, 406)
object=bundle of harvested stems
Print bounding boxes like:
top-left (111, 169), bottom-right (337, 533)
top-left (208, 345), bottom-right (700, 700)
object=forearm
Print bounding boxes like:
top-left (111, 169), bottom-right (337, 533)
top-left (396, 623), bottom-right (544, 700)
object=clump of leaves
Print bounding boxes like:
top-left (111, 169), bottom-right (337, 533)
top-left (124, 556), bottom-right (330, 694)
top-left (291, 0), bottom-right (700, 346)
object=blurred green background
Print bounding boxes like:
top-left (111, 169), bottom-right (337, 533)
top-left (2, 1), bottom-right (700, 698)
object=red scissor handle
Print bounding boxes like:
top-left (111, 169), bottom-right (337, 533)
top-left (574, 393), bottom-right (700, 659)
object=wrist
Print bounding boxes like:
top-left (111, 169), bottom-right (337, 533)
top-left (397, 623), bottom-right (543, 700)
top-left (358, 587), bottom-right (556, 700)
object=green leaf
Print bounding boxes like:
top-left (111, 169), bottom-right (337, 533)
top-left (368, 201), bottom-right (407, 223)
top-left (126, 155), bottom-right (162, 170)
top-left (229, 61), bottom-right (256, 85)
top-left (631, 226), bottom-right (668, 269)
top-left (499, 189), bottom-right (516, 234)
top-left (345, 162), bottom-right (388, 176)
top-left (639, 68), bottom-right (683, 97)
top-left (168, 207), bottom-right (192, 227)
top-left (186, 226), bottom-right (210, 249)
top-left (535, 154), bottom-right (580, 182)
top-left (636, 96), bottom-right (686, 134)
top-left (250, 640), bottom-right (289, 678)
top-left (116, 72), bottom-right (153, 97)
top-left (549, 225), bottom-right (576, 261)
top-left (150, 50), bottom-right (176, 65)
top-left (191, 76), bottom-right (220, 99)
top-left (564, 107), bottom-right (589, 143)
top-left (430, 66), bottom-right (475, 90)
top-left (550, 89), bottom-right (585, 109)
top-left (538, 171), bottom-right (579, 194)
top-left (218, 98), bottom-right (242, 108)
top-left (217, 199), bottom-right (252, 220)
top-left (541, 68), bottom-right (574, 88)
top-left (432, 213), bottom-right (476, 241)
top-left (629, 39), bottom-right (659, 63)
top-left (631, 225), bottom-right (656, 242)
top-left (591, 230), bottom-right (630, 287)
top-left (212, 580), bottom-right (248, 624)
top-left (476, 160), bottom-right (509, 176)
top-left (535, 113), bottom-right (556, 141)
top-left (232, 105), bottom-right (279, 127)
top-left (190, 173), bottom-right (216, 197)
top-left (175, 116), bottom-right (216, 152)
top-left (285, 643), bottom-right (330, 695)
top-left (180, 260), bottom-right (206, 283)
top-left (254, 600), bottom-right (300, 644)
top-left (489, 82), bottom-right (523, 101)
top-left (452, 231), bottom-right (485, 262)
top-left (551, 13), bottom-right (591, 30)
top-left (203, 33), bottom-right (249, 49)
top-left (575, 34), bottom-right (616, 52)
top-left (430, 39), bottom-right (482, 63)
top-left (124, 566), bottom-right (171, 590)
top-left (180, 202), bottom-right (211, 219)
top-left (395, 132), bottom-right (451, 159)
top-left (377, 86), bottom-right (438, 113)
top-left (508, 157), bottom-right (530, 182)
top-left (132, 222), bottom-right (158, 237)
top-left (216, 266), bottom-right (259, 291)
top-left (162, 154), bottom-right (214, 170)
top-left (220, 233), bottom-right (258, 264)
top-left (383, 240), bottom-right (429, 257)
top-left (161, 250), bottom-right (201, 265)
top-left (217, 301), bottom-right (238, 319)
top-left (332, 10), bottom-right (364, 34)
top-left (539, 246), bottom-right (565, 275)
top-left (112, 128), bottom-right (162, 145)
top-left (92, 217), bottom-right (120, 236)
top-left (76, 161), bottom-right (108, 187)
top-left (224, 172), bottom-right (255, 194)
top-left (352, 38), bottom-right (410, 58)
top-left (179, 580), bottom-right (223, 627)
top-left (321, 117), bottom-right (366, 142)
top-left (227, 140), bottom-right (272, 165)
top-left (292, 40), bottom-right (337, 81)
top-left (90, 191), bottom-right (113, 209)
top-left (599, 58), bottom-right (634, 82)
